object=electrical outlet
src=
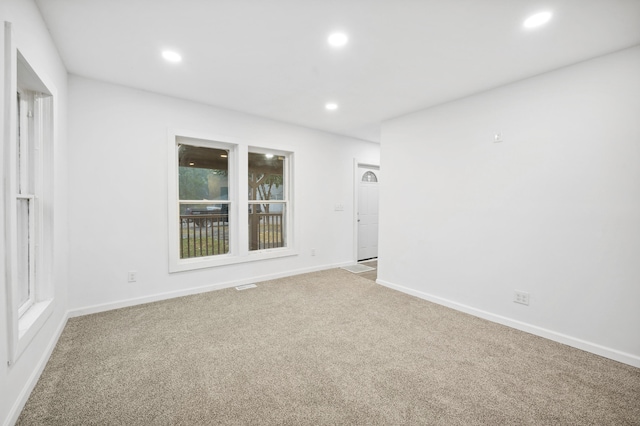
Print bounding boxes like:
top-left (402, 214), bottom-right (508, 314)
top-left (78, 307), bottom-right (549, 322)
top-left (334, 204), bottom-right (344, 211)
top-left (128, 271), bottom-right (137, 283)
top-left (514, 290), bottom-right (529, 305)
top-left (311, 248), bottom-right (316, 256)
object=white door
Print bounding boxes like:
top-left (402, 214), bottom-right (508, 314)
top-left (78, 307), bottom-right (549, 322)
top-left (358, 167), bottom-right (379, 261)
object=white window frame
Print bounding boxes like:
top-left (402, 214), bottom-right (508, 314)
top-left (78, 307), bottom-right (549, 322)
top-left (167, 130), bottom-right (296, 272)
top-left (3, 24), bottom-right (55, 366)
top-left (248, 147), bottom-right (291, 252)
top-left (16, 88), bottom-right (37, 318)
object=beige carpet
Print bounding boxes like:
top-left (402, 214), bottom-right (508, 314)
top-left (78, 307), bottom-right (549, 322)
top-left (18, 269), bottom-right (640, 425)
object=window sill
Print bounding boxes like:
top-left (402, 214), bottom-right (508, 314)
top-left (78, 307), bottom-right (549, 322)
top-left (170, 248), bottom-right (298, 273)
top-left (17, 299), bottom-right (54, 358)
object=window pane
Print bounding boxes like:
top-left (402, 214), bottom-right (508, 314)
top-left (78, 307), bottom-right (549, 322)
top-left (249, 203), bottom-right (285, 250)
top-left (178, 145), bottom-right (228, 201)
top-left (248, 153), bottom-right (286, 251)
top-left (17, 198), bottom-right (31, 308)
top-left (362, 171), bottom-right (378, 182)
top-left (16, 92), bottom-right (22, 193)
top-left (179, 202), bottom-right (230, 258)
top-left (178, 144), bottom-right (230, 259)
top-left (17, 91), bottom-right (36, 195)
top-left (248, 153), bottom-right (284, 201)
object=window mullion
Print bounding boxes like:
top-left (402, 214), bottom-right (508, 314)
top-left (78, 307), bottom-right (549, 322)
top-left (179, 200), bottom-right (232, 204)
top-left (237, 145), bottom-right (249, 256)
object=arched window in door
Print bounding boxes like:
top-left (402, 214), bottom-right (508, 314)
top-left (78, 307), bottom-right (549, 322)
top-left (362, 171), bottom-right (378, 182)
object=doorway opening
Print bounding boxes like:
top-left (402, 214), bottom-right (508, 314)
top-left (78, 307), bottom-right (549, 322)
top-left (356, 164), bottom-right (379, 262)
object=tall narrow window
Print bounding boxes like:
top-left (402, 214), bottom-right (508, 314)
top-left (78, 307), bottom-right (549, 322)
top-left (5, 44), bottom-right (55, 365)
top-left (16, 89), bottom-right (37, 317)
top-left (248, 152), bottom-right (287, 251)
top-left (178, 144), bottom-right (230, 258)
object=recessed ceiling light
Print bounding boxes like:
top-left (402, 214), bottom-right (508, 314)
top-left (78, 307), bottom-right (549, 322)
top-left (328, 32), bottom-right (348, 47)
top-left (162, 50), bottom-right (182, 63)
top-left (523, 11), bottom-right (552, 29)
top-left (325, 103), bottom-right (338, 110)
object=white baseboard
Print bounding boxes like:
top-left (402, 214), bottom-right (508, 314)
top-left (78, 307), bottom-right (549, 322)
top-left (68, 261), bottom-right (353, 318)
top-left (5, 312), bottom-right (69, 426)
top-left (376, 278), bottom-right (640, 368)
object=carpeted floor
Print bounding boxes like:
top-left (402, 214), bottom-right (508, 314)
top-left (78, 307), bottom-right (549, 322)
top-left (18, 269), bottom-right (640, 425)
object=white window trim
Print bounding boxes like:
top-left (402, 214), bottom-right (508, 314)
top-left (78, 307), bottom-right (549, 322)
top-left (3, 23), bottom-right (56, 366)
top-left (248, 146), bottom-right (292, 253)
top-left (167, 129), bottom-right (296, 273)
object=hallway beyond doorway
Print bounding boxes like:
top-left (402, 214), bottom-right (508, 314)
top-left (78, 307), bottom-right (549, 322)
top-left (358, 259), bottom-right (377, 282)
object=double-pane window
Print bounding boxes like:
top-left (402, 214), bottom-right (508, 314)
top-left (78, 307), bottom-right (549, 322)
top-left (6, 37), bottom-right (55, 365)
top-left (178, 144), bottom-right (230, 258)
top-left (16, 89), bottom-right (37, 316)
top-left (248, 153), bottom-right (286, 251)
top-left (169, 134), bottom-right (292, 271)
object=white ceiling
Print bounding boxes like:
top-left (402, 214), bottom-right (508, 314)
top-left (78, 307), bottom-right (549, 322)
top-left (35, 0), bottom-right (640, 142)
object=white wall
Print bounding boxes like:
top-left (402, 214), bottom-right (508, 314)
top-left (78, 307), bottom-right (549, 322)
top-left (0, 1), bottom-right (69, 425)
top-left (378, 46), bottom-right (640, 366)
top-left (67, 75), bottom-right (379, 313)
